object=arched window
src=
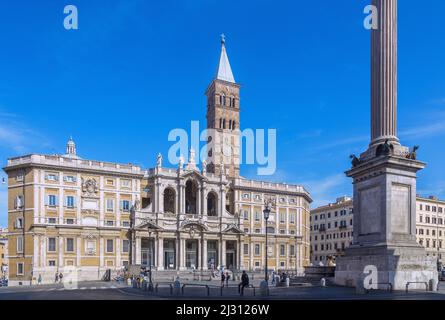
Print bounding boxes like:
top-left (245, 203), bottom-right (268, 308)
top-left (219, 118), bottom-right (223, 129)
top-left (222, 119), bottom-right (226, 129)
top-left (220, 94), bottom-right (226, 106)
top-left (232, 121), bottom-right (236, 130)
top-left (185, 180), bottom-right (198, 214)
top-left (207, 192), bottom-right (218, 217)
top-left (228, 120), bottom-right (232, 130)
top-left (163, 188), bottom-right (176, 213)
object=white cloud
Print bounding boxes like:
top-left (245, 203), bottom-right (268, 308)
top-left (0, 111), bottom-right (50, 154)
top-left (301, 174), bottom-right (351, 208)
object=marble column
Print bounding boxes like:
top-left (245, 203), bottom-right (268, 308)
top-left (370, 0), bottom-right (399, 146)
top-left (202, 239), bottom-right (208, 270)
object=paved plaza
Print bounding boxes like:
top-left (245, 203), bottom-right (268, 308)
top-left (1, 280), bottom-right (445, 300)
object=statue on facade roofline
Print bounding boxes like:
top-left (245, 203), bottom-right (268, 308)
top-left (156, 153), bottom-right (162, 167)
top-left (178, 155), bottom-right (184, 169)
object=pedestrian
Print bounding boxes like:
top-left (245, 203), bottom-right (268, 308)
top-left (238, 271), bottom-right (249, 296)
top-left (220, 272), bottom-right (226, 288)
top-left (38, 274), bottom-right (42, 285)
top-left (55, 272), bottom-right (59, 283)
top-left (271, 271), bottom-right (276, 285)
top-left (225, 272), bottom-right (230, 287)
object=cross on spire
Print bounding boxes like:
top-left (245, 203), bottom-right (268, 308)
top-left (221, 33), bottom-right (225, 44)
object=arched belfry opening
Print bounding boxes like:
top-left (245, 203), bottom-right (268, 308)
top-left (185, 180), bottom-right (198, 214)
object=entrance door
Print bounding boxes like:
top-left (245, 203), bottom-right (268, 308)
top-left (186, 240), bottom-right (198, 269)
top-left (163, 239), bottom-right (176, 270)
top-left (226, 251), bottom-right (235, 270)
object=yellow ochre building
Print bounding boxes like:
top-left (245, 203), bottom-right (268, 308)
top-left (4, 38), bottom-right (312, 285)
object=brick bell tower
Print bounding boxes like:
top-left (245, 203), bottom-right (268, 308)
top-left (205, 35), bottom-right (240, 178)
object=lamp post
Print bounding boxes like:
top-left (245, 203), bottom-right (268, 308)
top-left (147, 228), bottom-right (153, 292)
top-left (259, 199), bottom-right (273, 296)
top-left (263, 204), bottom-right (270, 282)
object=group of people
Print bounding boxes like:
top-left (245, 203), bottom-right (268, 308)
top-left (271, 270), bottom-right (289, 285)
top-left (54, 272), bottom-right (64, 284)
top-left (220, 269), bottom-right (250, 296)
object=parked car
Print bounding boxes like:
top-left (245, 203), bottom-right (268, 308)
top-left (440, 270), bottom-right (445, 282)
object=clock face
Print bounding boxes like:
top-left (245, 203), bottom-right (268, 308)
top-left (223, 145), bottom-right (232, 157)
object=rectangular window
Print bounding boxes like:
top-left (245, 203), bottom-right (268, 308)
top-left (48, 260), bottom-right (56, 267)
top-left (122, 221), bottom-right (130, 227)
top-left (17, 263), bottom-right (24, 275)
top-left (290, 213), bottom-right (295, 224)
top-left (64, 175), bottom-right (76, 183)
top-left (280, 244), bottom-right (285, 256)
top-left (106, 179), bottom-right (115, 186)
top-left (106, 220), bottom-right (114, 226)
top-left (243, 243), bottom-right (249, 255)
top-left (106, 199), bottom-right (114, 212)
top-left (66, 219), bottom-right (75, 225)
top-left (290, 245), bottom-right (295, 256)
top-left (48, 195), bottom-right (57, 207)
top-left (14, 195), bottom-right (24, 209)
top-left (17, 236), bottom-right (23, 253)
top-left (66, 238), bottom-right (74, 252)
top-left (121, 200), bottom-right (130, 212)
top-left (46, 173), bottom-right (59, 181)
top-left (122, 240), bottom-right (130, 253)
top-left (254, 244), bottom-right (260, 255)
top-left (66, 196), bottom-right (75, 208)
top-left (254, 212), bottom-right (260, 221)
top-left (121, 179), bottom-right (131, 188)
top-left (48, 238), bottom-right (56, 252)
top-left (106, 239), bottom-right (114, 253)
top-left (48, 218), bottom-right (57, 224)
top-left (243, 210), bottom-right (249, 220)
top-left (280, 213), bottom-right (285, 223)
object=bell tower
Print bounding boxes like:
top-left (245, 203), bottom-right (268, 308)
top-left (205, 35), bottom-right (240, 178)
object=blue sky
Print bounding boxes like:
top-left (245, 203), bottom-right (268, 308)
top-left (0, 0), bottom-right (444, 227)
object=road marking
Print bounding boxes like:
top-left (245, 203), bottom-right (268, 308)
top-left (80, 287), bottom-right (87, 290)
top-left (111, 286), bottom-right (117, 289)
top-left (90, 287), bottom-right (96, 290)
top-left (100, 286), bottom-right (107, 289)
top-left (57, 288), bottom-right (65, 291)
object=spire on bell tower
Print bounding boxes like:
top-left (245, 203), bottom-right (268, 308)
top-left (205, 35), bottom-right (241, 179)
top-left (215, 34), bottom-right (235, 83)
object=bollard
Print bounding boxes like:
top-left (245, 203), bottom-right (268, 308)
top-left (127, 278), bottom-right (132, 286)
top-left (259, 280), bottom-right (269, 296)
top-left (174, 278), bottom-right (181, 296)
top-left (285, 277), bottom-right (290, 287)
top-left (320, 278), bottom-right (326, 287)
top-left (429, 278), bottom-right (438, 292)
top-left (355, 274), bottom-right (366, 295)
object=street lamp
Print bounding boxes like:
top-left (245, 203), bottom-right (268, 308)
top-left (263, 201), bottom-right (271, 282)
top-left (147, 228), bottom-right (153, 292)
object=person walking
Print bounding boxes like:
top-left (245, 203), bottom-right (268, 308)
top-left (238, 271), bottom-right (249, 296)
top-left (225, 272), bottom-right (230, 287)
top-left (55, 272), bottom-right (59, 283)
top-left (271, 271), bottom-right (276, 285)
top-left (59, 272), bottom-right (64, 284)
top-left (220, 272), bottom-right (226, 288)
top-left (38, 274), bottom-right (42, 285)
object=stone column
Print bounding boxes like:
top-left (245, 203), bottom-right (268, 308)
top-left (221, 240), bottom-right (226, 267)
top-left (157, 237), bottom-right (164, 270)
top-left (197, 186), bottom-right (201, 215)
top-left (202, 239), bottom-right (208, 270)
top-left (180, 238), bottom-right (186, 270)
top-left (135, 237), bottom-right (141, 265)
top-left (76, 238), bottom-right (81, 266)
top-left (370, 0), bottom-right (399, 146)
top-left (202, 183), bottom-right (207, 215)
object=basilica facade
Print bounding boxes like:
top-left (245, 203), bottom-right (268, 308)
top-left (4, 38), bottom-right (311, 285)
